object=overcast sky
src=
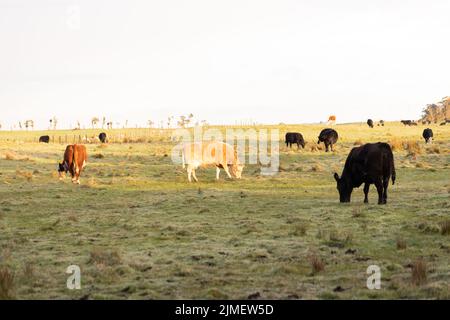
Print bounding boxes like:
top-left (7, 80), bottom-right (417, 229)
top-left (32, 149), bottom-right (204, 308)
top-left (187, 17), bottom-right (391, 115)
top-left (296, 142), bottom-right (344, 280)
top-left (0, 0), bottom-right (449, 129)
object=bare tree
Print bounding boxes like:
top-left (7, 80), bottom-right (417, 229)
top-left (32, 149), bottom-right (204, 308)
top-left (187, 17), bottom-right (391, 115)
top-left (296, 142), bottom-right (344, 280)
top-left (91, 117), bottom-right (99, 128)
top-left (147, 120), bottom-right (154, 128)
top-left (24, 120), bottom-right (34, 130)
top-left (177, 114), bottom-right (194, 128)
top-left (102, 117), bottom-right (106, 129)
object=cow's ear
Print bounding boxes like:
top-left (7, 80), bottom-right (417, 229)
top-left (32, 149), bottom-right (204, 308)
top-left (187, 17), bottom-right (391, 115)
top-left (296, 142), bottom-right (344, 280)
top-left (334, 172), bottom-right (340, 182)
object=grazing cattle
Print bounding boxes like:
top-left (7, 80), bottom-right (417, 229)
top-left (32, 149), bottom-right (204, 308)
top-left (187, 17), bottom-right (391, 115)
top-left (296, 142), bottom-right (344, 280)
top-left (367, 119), bottom-right (374, 128)
top-left (401, 120), bottom-right (417, 126)
top-left (58, 144), bottom-right (88, 184)
top-left (181, 141), bottom-right (244, 182)
top-left (285, 132), bottom-right (305, 149)
top-left (379, 120), bottom-right (385, 126)
top-left (99, 132), bottom-right (107, 143)
top-left (317, 128), bottom-right (338, 152)
top-left (334, 143), bottom-right (396, 204)
top-left (39, 135), bottom-right (50, 143)
top-left (422, 128), bottom-right (433, 144)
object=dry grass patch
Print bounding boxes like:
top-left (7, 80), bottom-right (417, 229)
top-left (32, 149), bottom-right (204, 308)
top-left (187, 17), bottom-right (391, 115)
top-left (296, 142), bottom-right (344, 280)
top-left (0, 267), bottom-right (15, 300)
top-left (15, 170), bottom-right (33, 182)
top-left (411, 259), bottom-right (427, 286)
top-left (4, 151), bottom-right (17, 160)
top-left (439, 220), bottom-right (450, 235)
top-left (405, 140), bottom-right (423, 157)
top-left (88, 248), bottom-right (122, 266)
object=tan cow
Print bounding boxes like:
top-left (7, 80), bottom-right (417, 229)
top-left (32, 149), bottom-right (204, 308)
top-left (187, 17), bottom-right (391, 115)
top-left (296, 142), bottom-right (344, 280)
top-left (58, 144), bottom-right (88, 184)
top-left (181, 141), bottom-right (244, 182)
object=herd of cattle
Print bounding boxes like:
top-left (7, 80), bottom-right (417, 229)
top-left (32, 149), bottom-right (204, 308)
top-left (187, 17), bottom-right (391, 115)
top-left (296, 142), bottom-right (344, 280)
top-left (35, 122), bottom-right (439, 204)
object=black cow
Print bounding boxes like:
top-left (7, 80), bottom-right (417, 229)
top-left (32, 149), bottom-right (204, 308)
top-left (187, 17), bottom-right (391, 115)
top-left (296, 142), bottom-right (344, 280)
top-left (285, 132), bottom-right (305, 149)
top-left (401, 120), bottom-right (413, 126)
top-left (367, 119), bottom-right (374, 128)
top-left (99, 132), bottom-right (107, 143)
top-left (39, 135), bottom-right (50, 143)
top-left (422, 128), bottom-right (433, 144)
top-left (317, 128), bottom-right (338, 152)
top-left (379, 120), bottom-right (385, 127)
top-left (334, 142), bottom-right (396, 205)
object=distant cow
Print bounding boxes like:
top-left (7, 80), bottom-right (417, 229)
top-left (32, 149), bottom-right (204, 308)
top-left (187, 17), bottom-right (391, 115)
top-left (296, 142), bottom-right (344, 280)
top-left (401, 120), bottom-right (417, 126)
top-left (327, 115), bottom-right (336, 125)
top-left (285, 132), bottom-right (305, 149)
top-left (317, 128), bottom-right (338, 152)
top-left (58, 144), bottom-right (88, 184)
top-left (99, 132), bottom-right (107, 143)
top-left (367, 119), bottom-right (374, 128)
top-left (181, 141), bottom-right (244, 182)
top-left (334, 142), bottom-right (396, 204)
top-left (422, 128), bottom-right (433, 144)
top-left (379, 120), bottom-right (385, 126)
top-left (39, 135), bottom-right (50, 143)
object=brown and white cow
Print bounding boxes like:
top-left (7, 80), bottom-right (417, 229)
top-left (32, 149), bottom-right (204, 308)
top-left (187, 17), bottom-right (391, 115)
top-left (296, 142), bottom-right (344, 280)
top-left (58, 144), bottom-right (88, 184)
top-left (181, 141), bottom-right (244, 182)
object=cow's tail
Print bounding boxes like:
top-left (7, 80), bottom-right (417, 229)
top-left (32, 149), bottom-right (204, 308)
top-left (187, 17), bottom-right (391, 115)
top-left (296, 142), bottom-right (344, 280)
top-left (391, 152), bottom-right (396, 185)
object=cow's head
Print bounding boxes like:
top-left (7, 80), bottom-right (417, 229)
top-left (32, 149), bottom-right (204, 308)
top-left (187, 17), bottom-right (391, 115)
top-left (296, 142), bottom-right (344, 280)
top-left (231, 164), bottom-right (244, 179)
top-left (58, 161), bottom-right (69, 179)
top-left (334, 173), bottom-right (352, 203)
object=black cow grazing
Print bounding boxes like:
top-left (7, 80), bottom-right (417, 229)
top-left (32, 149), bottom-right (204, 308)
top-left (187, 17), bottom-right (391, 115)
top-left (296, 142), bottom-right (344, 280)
top-left (379, 120), bottom-right (385, 126)
top-left (422, 128), bottom-right (433, 144)
top-left (367, 119), bottom-right (374, 128)
top-left (318, 128), bottom-right (338, 152)
top-left (99, 132), bottom-right (107, 143)
top-left (401, 120), bottom-right (414, 126)
top-left (285, 132), bottom-right (305, 149)
top-left (39, 135), bottom-right (50, 143)
top-left (334, 142), bottom-right (396, 205)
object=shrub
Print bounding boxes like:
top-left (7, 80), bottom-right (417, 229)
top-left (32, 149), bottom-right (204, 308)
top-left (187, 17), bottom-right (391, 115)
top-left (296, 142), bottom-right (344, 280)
top-left (396, 237), bottom-right (407, 250)
top-left (308, 254), bottom-right (325, 274)
top-left (411, 259), bottom-right (427, 286)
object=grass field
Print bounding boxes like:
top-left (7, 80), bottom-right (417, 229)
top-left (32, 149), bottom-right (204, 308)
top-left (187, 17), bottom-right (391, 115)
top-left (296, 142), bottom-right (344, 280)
top-left (0, 122), bottom-right (449, 300)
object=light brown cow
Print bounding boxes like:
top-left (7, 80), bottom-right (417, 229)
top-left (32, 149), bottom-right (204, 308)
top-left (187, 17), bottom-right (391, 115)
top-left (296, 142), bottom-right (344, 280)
top-left (58, 144), bottom-right (88, 184)
top-left (181, 141), bottom-right (244, 182)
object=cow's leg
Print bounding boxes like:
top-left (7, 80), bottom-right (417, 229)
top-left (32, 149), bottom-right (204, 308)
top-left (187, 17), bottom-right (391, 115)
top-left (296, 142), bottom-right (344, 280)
top-left (330, 143), bottom-right (334, 152)
top-left (382, 177), bottom-right (389, 204)
top-left (187, 166), bottom-right (193, 183)
top-left (375, 179), bottom-right (384, 205)
top-left (363, 183), bottom-right (370, 203)
top-left (192, 168), bottom-right (199, 182)
top-left (216, 167), bottom-right (220, 180)
top-left (297, 142), bottom-right (300, 150)
top-left (224, 167), bottom-right (232, 179)
top-left (325, 142), bottom-right (329, 152)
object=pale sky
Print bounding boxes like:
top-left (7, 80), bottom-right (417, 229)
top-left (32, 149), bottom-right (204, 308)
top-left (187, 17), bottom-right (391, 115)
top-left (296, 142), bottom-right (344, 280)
top-left (0, 0), bottom-right (449, 129)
